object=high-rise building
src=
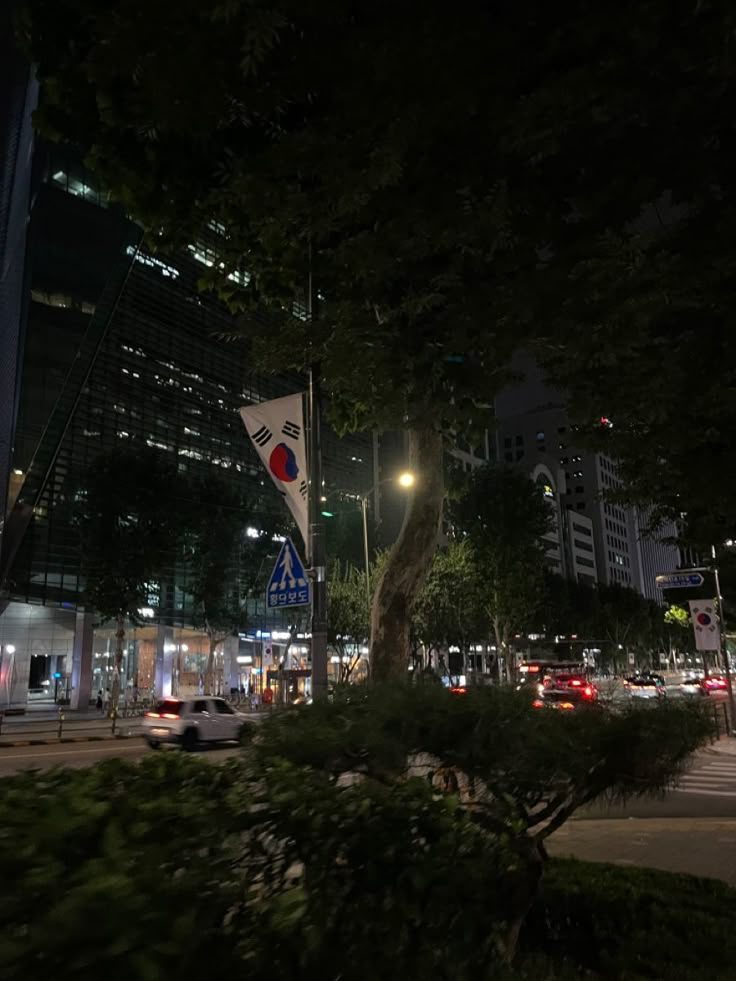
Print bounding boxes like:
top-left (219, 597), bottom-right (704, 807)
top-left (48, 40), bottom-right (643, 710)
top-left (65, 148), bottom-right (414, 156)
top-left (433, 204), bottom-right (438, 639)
top-left (0, 136), bottom-right (374, 710)
top-left (494, 354), bottom-right (678, 597)
top-left (0, 2), bottom-right (37, 534)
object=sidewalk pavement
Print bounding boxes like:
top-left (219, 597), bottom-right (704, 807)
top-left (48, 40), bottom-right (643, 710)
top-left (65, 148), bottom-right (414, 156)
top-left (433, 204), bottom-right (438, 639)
top-left (549, 817), bottom-right (736, 885)
top-left (708, 736), bottom-right (736, 755)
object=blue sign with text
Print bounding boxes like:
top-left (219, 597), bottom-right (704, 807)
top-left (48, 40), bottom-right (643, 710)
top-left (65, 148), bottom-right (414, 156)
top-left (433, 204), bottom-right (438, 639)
top-left (656, 572), bottom-right (704, 589)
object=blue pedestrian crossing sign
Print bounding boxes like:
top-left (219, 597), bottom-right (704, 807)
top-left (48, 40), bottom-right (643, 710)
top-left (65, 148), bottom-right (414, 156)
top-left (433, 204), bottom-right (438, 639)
top-left (266, 537), bottom-right (311, 608)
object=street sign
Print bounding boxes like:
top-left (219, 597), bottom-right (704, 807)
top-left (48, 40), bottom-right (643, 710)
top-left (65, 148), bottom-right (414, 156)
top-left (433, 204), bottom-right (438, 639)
top-left (266, 537), bottom-right (311, 609)
top-left (655, 572), bottom-right (704, 589)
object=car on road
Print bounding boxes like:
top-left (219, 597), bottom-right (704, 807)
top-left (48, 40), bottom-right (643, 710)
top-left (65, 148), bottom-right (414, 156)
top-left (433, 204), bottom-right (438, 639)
top-left (549, 674), bottom-right (599, 700)
top-left (532, 689), bottom-right (602, 712)
top-left (624, 673), bottom-right (667, 700)
top-left (143, 696), bottom-right (251, 750)
top-left (680, 676), bottom-right (728, 697)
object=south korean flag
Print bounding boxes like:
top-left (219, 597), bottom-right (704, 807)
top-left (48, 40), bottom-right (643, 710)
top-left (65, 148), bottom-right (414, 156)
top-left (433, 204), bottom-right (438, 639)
top-left (239, 393), bottom-right (309, 549)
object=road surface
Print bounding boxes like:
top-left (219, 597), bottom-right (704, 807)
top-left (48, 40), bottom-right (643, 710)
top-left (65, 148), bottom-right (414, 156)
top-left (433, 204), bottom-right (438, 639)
top-left (1, 738), bottom-right (734, 812)
top-left (0, 738), bottom-right (239, 776)
top-left (581, 751), bottom-right (736, 819)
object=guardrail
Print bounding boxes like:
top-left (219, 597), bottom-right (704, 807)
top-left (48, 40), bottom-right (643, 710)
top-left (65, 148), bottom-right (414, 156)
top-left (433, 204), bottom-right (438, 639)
top-left (708, 700), bottom-right (733, 743)
top-left (0, 708), bottom-right (142, 743)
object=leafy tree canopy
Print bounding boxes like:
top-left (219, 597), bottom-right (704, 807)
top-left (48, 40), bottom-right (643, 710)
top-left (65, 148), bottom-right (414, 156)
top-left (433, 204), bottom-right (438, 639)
top-left (413, 538), bottom-right (486, 657)
top-left (180, 473), bottom-right (283, 642)
top-left (448, 464), bottom-right (551, 656)
top-left (19, 0), bottom-right (735, 447)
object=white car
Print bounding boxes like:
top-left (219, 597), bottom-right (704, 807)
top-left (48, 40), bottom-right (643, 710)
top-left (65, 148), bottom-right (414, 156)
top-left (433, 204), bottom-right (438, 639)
top-left (143, 696), bottom-right (250, 750)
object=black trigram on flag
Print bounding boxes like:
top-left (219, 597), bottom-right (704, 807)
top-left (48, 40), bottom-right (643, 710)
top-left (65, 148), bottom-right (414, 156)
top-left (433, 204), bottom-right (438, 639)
top-left (251, 425), bottom-right (273, 447)
top-left (299, 479), bottom-right (308, 500)
top-left (282, 420), bottom-right (301, 440)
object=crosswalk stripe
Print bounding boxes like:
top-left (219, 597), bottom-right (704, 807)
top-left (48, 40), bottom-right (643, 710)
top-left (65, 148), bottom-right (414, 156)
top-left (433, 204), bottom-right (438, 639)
top-left (672, 787), bottom-right (736, 798)
top-left (678, 780), bottom-right (736, 789)
top-left (683, 770), bottom-right (736, 778)
top-left (690, 770), bottom-right (736, 778)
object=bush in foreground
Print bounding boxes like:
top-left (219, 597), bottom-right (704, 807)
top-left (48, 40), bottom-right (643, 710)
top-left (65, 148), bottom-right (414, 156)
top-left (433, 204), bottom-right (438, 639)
top-left (253, 683), bottom-right (713, 953)
top-left (0, 754), bottom-right (518, 981)
top-left (525, 858), bottom-right (736, 980)
top-left (0, 686), bottom-right (715, 979)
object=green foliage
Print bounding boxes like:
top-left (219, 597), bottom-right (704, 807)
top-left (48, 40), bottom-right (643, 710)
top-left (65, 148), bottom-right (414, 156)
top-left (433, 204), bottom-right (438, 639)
top-left (17, 0), bottom-right (529, 437)
top-left (449, 465), bottom-right (551, 653)
top-left (664, 604), bottom-right (690, 631)
top-left (323, 500), bottom-right (369, 569)
top-left (254, 684), bottom-right (712, 840)
top-left (180, 474), bottom-right (283, 643)
top-left (78, 448), bottom-right (184, 621)
top-left (413, 538), bottom-right (486, 658)
top-left (525, 858), bottom-right (736, 980)
top-left (585, 583), bottom-right (663, 663)
top-left (534, 573), bottom-right (600, 639)
top-left (0, 690), bottom-right (715, 980)
top-left (0, 753), bottom-right (516, 981)
top-left (0, 754), bottom-right (243, 980)
top-left (535, 575), bottom-right (668, 665)
top-left (326, 559), bottom-right (369, 680)
top-left (230, 761), bottom-right (515, 980)
top-left (19, 0), bottom-right (736, 534)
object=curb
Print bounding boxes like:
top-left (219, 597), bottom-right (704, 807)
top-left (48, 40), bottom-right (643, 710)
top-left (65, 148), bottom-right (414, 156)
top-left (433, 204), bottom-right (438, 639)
top-left (0, 733), bottom-right (136, 748)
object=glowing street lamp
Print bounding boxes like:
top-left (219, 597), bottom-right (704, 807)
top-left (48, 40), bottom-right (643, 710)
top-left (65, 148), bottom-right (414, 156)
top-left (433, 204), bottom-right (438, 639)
top-left (322, 472), bottom-right (416, 612)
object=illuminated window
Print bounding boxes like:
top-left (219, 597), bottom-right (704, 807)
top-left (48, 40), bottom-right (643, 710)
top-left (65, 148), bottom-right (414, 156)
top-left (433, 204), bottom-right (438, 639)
top-left (126, 246), bottom-right (179, 279)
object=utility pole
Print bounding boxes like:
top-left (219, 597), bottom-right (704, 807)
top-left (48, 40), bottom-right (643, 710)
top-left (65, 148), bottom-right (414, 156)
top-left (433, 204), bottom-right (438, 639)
top-left (307, 239), bottom-right (328, 700)
top-left (712, 545), bottom-right (736, 733)
top-left (361, 495), bottom-right (371, 613)
top-left (308, 366), bottom-right (328, 700)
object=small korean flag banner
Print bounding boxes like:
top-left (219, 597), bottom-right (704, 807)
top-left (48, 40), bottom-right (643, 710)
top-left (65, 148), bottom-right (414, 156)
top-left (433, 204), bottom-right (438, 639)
top-left (688, 599), bottom-right (721, 651)
top-left (239, 393), bottom-right (309, 550)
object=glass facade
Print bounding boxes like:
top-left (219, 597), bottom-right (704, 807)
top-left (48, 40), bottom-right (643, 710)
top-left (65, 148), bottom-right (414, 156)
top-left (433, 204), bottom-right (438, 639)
top-left (1, 149), bottom-right (374, 707)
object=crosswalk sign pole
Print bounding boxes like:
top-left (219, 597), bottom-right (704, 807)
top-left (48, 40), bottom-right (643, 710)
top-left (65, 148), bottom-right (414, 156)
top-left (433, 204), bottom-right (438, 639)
top-left (308, 363), bottom-right (328, 701)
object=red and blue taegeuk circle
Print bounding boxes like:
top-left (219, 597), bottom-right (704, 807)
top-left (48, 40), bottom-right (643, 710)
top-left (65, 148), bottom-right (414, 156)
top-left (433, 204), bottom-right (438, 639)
top-left (697, 612), bottom-right (712, 626)
top-left (269, 442), bottom-right (299, 482)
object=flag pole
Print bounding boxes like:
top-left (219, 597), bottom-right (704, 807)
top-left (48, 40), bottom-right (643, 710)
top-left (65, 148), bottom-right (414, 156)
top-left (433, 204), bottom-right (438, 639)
top-left (307, 255), bottom-right (328, 700)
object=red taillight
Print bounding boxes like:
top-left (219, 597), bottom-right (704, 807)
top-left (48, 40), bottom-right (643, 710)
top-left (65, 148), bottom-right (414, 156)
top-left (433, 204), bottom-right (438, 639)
top-left (161, 712), bottom-right (180, 720)
top-left (570, 679), bottom-right (582, 687)
top-left (584, 686), bottom-right (593, 698)
top-left (532, 699), bottom-right (544, 708)
top-left (146, 711), bottom-right (160, 718)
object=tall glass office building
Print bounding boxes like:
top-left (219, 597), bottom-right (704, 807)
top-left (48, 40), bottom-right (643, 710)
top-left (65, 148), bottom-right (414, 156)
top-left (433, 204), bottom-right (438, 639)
top-left (0, 139), bottom-right (373, 711)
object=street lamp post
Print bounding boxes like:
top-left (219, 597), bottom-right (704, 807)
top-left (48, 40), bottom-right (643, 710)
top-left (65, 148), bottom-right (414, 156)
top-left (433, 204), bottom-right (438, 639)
top-left (324, 470), bottom-right (416, 636)
top-left (361, 496), bottom-right (371, 612)
top-left (712, 545), bottom-right (736, 732)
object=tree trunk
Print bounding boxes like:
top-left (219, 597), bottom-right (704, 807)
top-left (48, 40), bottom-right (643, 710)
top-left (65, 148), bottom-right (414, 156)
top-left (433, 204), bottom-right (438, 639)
top-left (502, 838), bottom-right (546, 962)
top-left (503, 623), bottom-right (513, 684)
top-left (111, 612), bottom-right (125, 711)
top-left (370, 429), bottom-right (444, 682)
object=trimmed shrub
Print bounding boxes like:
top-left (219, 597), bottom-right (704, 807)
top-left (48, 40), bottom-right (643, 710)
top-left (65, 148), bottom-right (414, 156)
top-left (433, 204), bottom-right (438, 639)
top-left (0, 754), bottom-right (518, 981)
top-left (524, 858), bottom-right (736, 980)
